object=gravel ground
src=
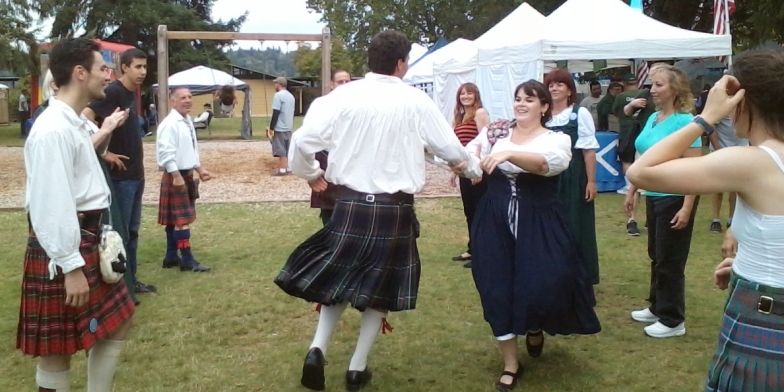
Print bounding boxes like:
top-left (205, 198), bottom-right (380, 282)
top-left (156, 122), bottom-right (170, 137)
top-left (0, 140), bottom-right (460, 209)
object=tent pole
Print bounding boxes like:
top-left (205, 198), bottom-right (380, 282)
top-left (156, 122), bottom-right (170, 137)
top-left (157, 25), bottom-right (169, 115)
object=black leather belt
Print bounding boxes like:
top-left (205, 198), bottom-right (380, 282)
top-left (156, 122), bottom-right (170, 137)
top-left (337, 186), bottom-right (414, 205)
top-left (757, 295), bottom-right (784, 315)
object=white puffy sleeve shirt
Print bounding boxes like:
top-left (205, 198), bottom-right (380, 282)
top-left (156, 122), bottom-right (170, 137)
top-left (546, 106), bottom-right (600, 150)
top-left (156, 109), bottom-right (201, 173)
top-left (24, 99), bottom-right (111, 278)
top-left (491, 131), bottom-right (573, 176)
top-left (288, 73), bottom-right (479, 194)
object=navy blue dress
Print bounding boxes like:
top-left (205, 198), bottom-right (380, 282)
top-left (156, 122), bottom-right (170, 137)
top-left (471, 168), bottom-right (601, 338)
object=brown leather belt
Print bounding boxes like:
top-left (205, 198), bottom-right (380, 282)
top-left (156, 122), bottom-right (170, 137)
top-left (337, 186), bottom-right (414, 205)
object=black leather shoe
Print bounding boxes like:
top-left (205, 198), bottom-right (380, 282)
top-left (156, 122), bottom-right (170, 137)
top-left (345, 367), bottom-right (372, 391)
top-left (135, 281), bottom-right (157, 294)
top-left (525, 330), bottom-right (545, 358)
top-left (495, 362), bottom-right (523, 391)
top-left (162, 256), bottom-right (181, 269)
top-left (301, 348), bottom-right (326, 391)
top-left (180, 260), bottom-right (211, 272)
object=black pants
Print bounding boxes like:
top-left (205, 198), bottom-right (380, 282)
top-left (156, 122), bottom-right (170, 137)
top-left (646, 195), bottom-right (699, 327)
top-left (319, 209), bottom-right (333, 227)
top-left (459, 176), bottom-right (487, 254)
top-left (19, 110), bottom-right (29, 137)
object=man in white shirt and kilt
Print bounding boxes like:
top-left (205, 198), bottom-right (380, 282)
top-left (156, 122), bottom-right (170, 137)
top-left (17, 37), bottom-right (135, 392)
top-left (156, 87), bottom-right (212, 272)
top-left (275, 30), bottom-right (479, 391)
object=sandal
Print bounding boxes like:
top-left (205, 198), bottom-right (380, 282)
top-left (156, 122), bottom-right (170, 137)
top-left (495, 362), bottom-right (523, 391)
top-left (525, 330), bottom-right (545, 358)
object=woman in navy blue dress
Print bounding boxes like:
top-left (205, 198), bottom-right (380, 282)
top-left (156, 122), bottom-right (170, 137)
top-left (466, 80), bottom-right (601, 391)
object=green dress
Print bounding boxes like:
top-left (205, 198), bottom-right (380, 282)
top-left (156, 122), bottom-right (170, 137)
top-left (548, 105), bottom-right (600, 285)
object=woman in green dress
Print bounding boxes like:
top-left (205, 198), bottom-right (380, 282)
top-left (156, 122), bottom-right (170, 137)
top-left (544, 69), bottom-right (600, 285)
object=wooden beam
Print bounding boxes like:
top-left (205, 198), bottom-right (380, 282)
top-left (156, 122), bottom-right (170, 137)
top-left (166, 31), bottom-right (323, 42)
top-left (157, 25), bottom-right (169, 115)
top-left (321, 27), bottom-right (331, 96)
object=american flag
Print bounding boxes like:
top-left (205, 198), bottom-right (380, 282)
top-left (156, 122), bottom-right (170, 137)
top-left (714, 0), bottom-right (736, 64)
top-left (636, 60), bottom-right (648, 89)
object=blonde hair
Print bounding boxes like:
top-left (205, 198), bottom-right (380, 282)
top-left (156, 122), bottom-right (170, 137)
top-left (648, 63), bottom-right (694, 113)
top-left (42, 70), bottom-right (56, 101)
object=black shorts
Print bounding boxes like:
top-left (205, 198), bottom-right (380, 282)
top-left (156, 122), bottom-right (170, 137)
top-left (617, 132), bottom-right (637, 164)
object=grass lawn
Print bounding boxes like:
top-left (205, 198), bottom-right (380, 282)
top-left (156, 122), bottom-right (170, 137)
top-left (0, 116), bottom-right (304, 147)
top-left (0, 196), bottom-right (731, 391)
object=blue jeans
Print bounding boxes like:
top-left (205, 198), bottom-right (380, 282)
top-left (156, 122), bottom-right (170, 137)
top-left (112, 179), bottom-right (145, 284)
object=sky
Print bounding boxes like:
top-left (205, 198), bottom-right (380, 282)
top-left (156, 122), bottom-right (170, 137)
top-left (34, 0), bottom-right (326, 52)
top-left (211, 0), bottom-right (325, 51)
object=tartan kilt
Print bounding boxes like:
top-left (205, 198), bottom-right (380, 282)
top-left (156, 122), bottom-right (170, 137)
top-left (17, 214), bottom-right (135, 357)
top-left (158, 171), bottom-right (196, 226)
top-left (274, 198), bottom-right (420, 312)
top-left (705, 275), bottom-right (784, 392)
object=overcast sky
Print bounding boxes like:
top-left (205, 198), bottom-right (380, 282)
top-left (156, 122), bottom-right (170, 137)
top-left (211, 0), bottom-right (325, 51)
top-left (34, 0), bottom-right (325, 52)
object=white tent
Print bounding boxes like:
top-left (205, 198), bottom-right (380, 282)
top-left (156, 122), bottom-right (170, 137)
top-left (153, 66), bottom-right (253, 139)
top-left (477, 0), bottom-right (732, 120)
top-left (0, 83), bottom-right (8, 89)
top-left (432, 3), bottom-right (543, 120)
top-left (403, 38), bottom-right (475, 85)
top-left (153, 65), bottom-right (248, 93)
top-left (409, 43), bottom-right (428, 65)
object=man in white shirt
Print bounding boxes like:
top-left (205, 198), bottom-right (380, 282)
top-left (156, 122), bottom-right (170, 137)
top-left (274, 30), bottom-right (478, 391)
top-left (193, 103), bottom-right (212, 129)
top-left (156, 87), bottom-right (212, 272)
top-left (19, 37), bottom-right (135, 392)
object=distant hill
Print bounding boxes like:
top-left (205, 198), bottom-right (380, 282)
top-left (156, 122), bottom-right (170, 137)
top-left (225, 47), bottom-right (297, 77)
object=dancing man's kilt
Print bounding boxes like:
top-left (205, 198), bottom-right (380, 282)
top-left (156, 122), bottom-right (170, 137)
top-left (705, 274), bottom-right (784, 392)
top-left (274, 196), bottom-right (420, 312)
top-left (158, 170), bottom-right (197, 226)
top-left (17, 211), bottom-right (135, 357)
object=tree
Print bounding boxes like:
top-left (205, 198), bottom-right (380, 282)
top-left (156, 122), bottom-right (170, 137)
top-left (292, 39), bottom-right (356, 78)
top-left (307, 0), bottom-right (782, 57)
top-left (0, 0), bottom-right (40, 74)
top-left (34, 0), bottom-right (247, 84)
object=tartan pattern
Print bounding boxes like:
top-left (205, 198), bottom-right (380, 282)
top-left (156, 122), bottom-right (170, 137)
top-left (157, 172), bottom-right (196, 226)
top-left (274, 198), bottom-right (420, 312)
top-left (17, 217), bottom-right (135, 357)
top-left (705, 275), bottom-right (784, 392)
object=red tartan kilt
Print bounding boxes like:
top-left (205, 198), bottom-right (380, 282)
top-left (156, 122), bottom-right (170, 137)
top-left (17, 224), bottom-right (135, 357)
top-left (158, 172), bottom-right (196, 226)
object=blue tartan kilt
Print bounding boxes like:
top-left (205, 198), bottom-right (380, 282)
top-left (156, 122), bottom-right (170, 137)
top-left (274, 198), bottom-right (420, 312)
top-left (705, 274), bottom-right (784, 392)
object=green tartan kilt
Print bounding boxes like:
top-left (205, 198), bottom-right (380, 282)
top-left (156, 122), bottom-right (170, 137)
top-left (705, 274), bottom-right (784, 392)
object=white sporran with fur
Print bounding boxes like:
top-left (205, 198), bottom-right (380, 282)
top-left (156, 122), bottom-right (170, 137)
top-left (99, 224), bottom-right (127, 284)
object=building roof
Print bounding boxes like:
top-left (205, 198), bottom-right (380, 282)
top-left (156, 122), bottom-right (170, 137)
top-left (229, 64), bottom-right (308, 86)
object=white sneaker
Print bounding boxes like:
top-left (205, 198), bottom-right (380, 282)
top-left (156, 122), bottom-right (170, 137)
top-left (630, 308), bottom-right (659, 323)
top-left (644, 321), bottom-right (685, 338)
top-left (616, 186), bottom-right (629, 195)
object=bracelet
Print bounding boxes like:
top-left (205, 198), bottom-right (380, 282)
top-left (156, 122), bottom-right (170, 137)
top-left (693, 116), bottom-right (715, 136)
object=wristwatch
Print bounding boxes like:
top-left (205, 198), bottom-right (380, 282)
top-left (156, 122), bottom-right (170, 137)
top-left (693, 116), bottom-right (715, 136)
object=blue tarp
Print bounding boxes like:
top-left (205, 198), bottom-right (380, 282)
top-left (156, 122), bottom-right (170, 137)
top-left (409, 37), bottom-right (450, 69)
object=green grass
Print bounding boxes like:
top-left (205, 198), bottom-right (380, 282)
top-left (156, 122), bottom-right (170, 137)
top-left (0, 116), bottom-right (304, 147)
top-left (0, 196), bottom-right (732, 391)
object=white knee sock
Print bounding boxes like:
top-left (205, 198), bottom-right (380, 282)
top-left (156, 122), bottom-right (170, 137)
top-left (625, 176), bottom-right (631, 188)
top-left (310, 302), bottom-right (349, 356)
top-left (36, 366), bottom-right (71, 391)
top-left (87, 340), bottom-right (125, 392)
top-left (348, 308), bottom-right (386, 371)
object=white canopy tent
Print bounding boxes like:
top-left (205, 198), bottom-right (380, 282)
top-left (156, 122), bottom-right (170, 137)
top-left (403, 38), bottom-right (475, 85)
top-left (409, 43), bottom-right (428, 65)
top-left (153, 66), bottom-right (253, 139)
top-left (476, 0), bottom-right (733, 120)
top-left (432, 3), bottom-right (543, 120)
